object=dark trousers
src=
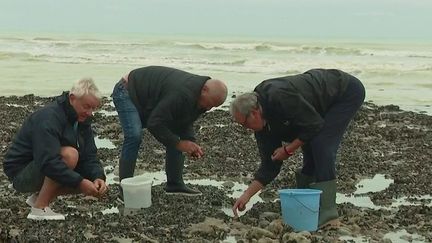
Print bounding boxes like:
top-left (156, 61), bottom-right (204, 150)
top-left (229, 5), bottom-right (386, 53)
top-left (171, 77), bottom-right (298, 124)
top-left (302, 76), bottom-right (365, 181)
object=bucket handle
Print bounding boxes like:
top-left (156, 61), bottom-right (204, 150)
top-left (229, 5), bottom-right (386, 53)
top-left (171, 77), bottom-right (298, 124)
top-left (290, 194), bottom-right (320, 213)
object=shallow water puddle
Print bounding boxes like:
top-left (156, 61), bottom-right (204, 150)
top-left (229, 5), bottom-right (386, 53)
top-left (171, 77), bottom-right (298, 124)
top-left (6, 103), bottom-right (27, 108)
top-left (101, 206), bottom-right (119, 215)
top-left (96, 109), bottom-right (117, 116)
top-left (221, 235), bottom-right (237, 243)
top-left (337, 174), bottom-right (393, 209)
top-left (104, 166), bottom-right (118, 185)
top-left (186, 178), bottom-right (263, 217)
top-left (337, 193), bottom-right (383, 210)
top-left (355, 174), bottom-right (393, 194)
top-left (94, 136), bottom-right (116, 149)
top-left (337, 174), bottom-right (432, 209)
top-left (102, 171), bottom-right (430, 216)
top-left (384, 229), bottom-right (427, 243)
top-left (199, 124), bottom-right (227, 131)
top-left (102, 170), bottom-right (262, 217)
top-left (392, 195), bottom-right (432, 207)
top-left (340, 221), bottom-right (429, 242)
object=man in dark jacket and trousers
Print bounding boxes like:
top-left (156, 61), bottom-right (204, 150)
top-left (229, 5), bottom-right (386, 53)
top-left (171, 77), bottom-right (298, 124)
top-left (3, 78), bottom-right (107, 220)
top-left (112, 66), bottom-right (227, 196)
top-left (230, 69), bottom-right (365, 228)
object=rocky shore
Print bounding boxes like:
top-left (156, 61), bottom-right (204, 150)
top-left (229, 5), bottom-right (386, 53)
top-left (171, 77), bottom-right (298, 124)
top-left (0, 94), bottom-right (431, 242)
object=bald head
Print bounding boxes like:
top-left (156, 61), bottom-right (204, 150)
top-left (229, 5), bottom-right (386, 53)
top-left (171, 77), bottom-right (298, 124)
top-left (198, 79), bottom-right (228, 110)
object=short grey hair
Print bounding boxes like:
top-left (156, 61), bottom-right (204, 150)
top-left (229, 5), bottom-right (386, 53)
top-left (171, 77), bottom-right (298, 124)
top-left (70, 78), bottom-right (101, 99)
top-left (230, 92), bottom-right (259, 116)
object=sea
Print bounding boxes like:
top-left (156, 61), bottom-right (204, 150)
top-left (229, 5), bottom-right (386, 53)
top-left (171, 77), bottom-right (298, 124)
top-left (1, 32), bottom-right (431, 114)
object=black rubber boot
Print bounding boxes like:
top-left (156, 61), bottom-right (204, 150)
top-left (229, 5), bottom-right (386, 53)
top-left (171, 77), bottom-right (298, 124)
top-left (164, 146), bottom-right (201, 196)
top-left (295, 168), bottom-right (315, 188)
top-left (118, 159), bottom-right (136, 203)
top-left (117, 185), bottom-right (124, 203)
top-left (119, 158), bottom-right (137, 182)
top-left (310, 180), bottom-right (339, 228)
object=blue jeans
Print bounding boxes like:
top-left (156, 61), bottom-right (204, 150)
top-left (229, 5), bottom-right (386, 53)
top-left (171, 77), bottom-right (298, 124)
top-left (301, 76), bottom-right (366, 182)
top-left (111, 79), bottom-right (144, 180)
top-left (111, 79), bottom-right (185, 183)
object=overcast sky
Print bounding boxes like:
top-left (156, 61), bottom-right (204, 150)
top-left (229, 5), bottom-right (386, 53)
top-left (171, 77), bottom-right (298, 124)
top-left (0, 0), bottom-right (431, 39)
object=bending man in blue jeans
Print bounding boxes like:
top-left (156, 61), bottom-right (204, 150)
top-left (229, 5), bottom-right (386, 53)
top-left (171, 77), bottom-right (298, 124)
top-left (230, 69), bottom-right (365, 228)
top-left (3, 78), bottom-right (107, 220)
top-left (112, 66), bottom-right (227, 197)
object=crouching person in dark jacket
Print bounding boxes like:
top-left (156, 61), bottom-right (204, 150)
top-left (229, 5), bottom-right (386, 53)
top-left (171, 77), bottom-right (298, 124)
top-left (3, 78), bottom-right (107, 220)
top-left (230, 69), bottom-right (365, 228)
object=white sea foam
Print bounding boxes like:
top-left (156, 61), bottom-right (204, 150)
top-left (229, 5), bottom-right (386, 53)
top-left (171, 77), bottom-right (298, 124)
top-left (0, 33), bottom-right (431, 114)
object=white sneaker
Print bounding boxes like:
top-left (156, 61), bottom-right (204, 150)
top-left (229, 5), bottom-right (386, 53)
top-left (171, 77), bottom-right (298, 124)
top-left (27, 207), bottom-right (65, 220)
top-left (26, 193), bottom-right (38, 207)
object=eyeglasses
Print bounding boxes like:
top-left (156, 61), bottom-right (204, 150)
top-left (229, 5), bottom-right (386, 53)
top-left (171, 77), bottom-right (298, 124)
top-left (238, 113), bottom-right (251, 127)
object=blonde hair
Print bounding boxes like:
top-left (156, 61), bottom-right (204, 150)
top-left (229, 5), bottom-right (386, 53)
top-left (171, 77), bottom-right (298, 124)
top-left (70, 78), bottom-right (101, 99)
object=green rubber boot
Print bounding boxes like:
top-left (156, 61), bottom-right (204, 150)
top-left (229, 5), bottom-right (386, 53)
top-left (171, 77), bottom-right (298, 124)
top-left (310, 180), bottom-right (339, 228)
top-left (295, 169), bottom-right (315, 189)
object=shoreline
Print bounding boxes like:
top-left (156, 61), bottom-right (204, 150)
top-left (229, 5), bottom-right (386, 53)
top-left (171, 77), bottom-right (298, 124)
top-left (0, 95), bottom-right (431, 242)
top-left (2, 93), bottom-right (431, 116)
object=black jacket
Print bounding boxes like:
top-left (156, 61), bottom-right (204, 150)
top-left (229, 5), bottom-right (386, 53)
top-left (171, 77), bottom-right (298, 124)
top-left (127, 66), bottom-right (210, 147)
top-left (253, 69), bottom-right (352, 185)
top-left (3, 92), bottom-right (105, 188)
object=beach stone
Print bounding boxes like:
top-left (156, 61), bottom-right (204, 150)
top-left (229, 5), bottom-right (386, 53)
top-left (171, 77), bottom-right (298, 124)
top-left (111, 237), bottom-right (134, 243)
top-left (229, 221), bottom-right (250, 236)
top-left (258, 219), bottom-right (270, 228)
top-left (298, 231), bottom-right (311, 236)
top-left (84, 231), bottom-right (98, 240)
top-left (0, 208), bottom-right (12, 214)
top-left (246, 227), bottom-right (276, 240)
top-left (380, 239), bottom-right (392, 243)
top-left (281, 232), bottom-right (311, 243)
top-left (28, 235), bottom-right (39, 242)
top-left (259, 212), bottom-right (280, 222)
top-left (222, 181), bottom-right (235, 188)
top-left (187, 217), bottom-right (229, 237)
top-left (257, 237), bottom-right (279, 243)
top-left (337, 227), bottom-right (352, 236)
top-left (9, 229), bottom-right (21, 238)
top-left (266, 219), bottom-right (284, 235)
top-left (139, 234), bottom-right (158, 243)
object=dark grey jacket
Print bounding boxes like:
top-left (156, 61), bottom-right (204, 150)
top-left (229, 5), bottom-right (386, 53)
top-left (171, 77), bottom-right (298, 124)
top-left (3, 92), bottom-right (105, 188)
top-left (253, 69), bottom-right (352, 185)
top-left (127, 66), bottom-right (210, 147)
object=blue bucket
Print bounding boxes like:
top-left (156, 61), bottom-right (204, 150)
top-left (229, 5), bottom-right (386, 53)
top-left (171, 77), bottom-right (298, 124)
top-left (278, 189), bottom-right (322, 231)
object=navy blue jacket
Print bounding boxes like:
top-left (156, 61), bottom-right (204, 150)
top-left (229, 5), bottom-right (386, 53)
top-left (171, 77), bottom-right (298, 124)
top-left (253, 69), bottom-right (352, 185)
top-left (3, 92), bottom-right (105, 188)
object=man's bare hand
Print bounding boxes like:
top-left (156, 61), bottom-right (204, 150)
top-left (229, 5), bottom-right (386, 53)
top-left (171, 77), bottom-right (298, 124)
top-left (93, 179), bottom-right (108, 197)
top-left (232, 193), bottom-right (251, 218)
top-left (176, 140), bottom-right (204, 157)
top-left (79, 179), bottom-right (99, 197)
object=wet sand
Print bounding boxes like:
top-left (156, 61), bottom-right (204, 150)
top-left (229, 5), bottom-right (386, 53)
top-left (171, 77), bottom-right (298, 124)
top-left (0, 94), bottom-right (431, 242)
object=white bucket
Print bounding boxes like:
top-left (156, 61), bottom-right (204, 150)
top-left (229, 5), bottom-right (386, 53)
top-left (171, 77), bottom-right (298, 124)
top-left (120, 176), bottom-right (153, 209)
